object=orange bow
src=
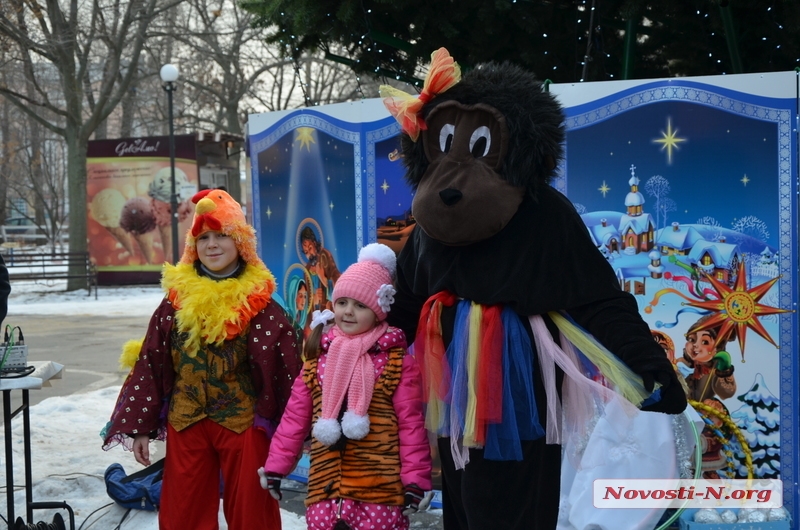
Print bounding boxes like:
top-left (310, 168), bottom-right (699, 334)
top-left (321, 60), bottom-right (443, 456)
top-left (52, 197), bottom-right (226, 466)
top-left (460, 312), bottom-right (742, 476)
top-left (380, 47), bottom-right (461, 142)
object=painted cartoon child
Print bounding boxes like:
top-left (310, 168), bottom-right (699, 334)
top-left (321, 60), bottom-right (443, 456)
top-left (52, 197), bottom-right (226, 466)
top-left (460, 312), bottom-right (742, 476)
top-left (651, 330), bottom-right (675, 362)
top-left (675, 315), bottom-right (737, 478)
top-left (651, 329), bottom-right (691, 396)
top-left (675, 318), bottom-right (736, 402)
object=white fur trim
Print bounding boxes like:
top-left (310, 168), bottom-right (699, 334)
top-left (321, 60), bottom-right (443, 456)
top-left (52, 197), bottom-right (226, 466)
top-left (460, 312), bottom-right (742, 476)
top-left (358, 243), bottom-right (397, 277)
top-left (341, 411), bottom-right (370, 440)
top-left (312, 417), bottom-right (342, 446)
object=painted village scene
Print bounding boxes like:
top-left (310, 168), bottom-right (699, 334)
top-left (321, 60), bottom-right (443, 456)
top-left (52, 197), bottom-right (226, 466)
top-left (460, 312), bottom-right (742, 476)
top-left (553, 75), bottom-right (799, 487)
top-left (572, 163), bottom-right (785, 483)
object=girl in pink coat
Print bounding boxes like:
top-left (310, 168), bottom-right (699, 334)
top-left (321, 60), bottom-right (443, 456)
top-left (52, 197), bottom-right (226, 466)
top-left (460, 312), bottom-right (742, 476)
top-left (260, 243), bottom-right (432, 530)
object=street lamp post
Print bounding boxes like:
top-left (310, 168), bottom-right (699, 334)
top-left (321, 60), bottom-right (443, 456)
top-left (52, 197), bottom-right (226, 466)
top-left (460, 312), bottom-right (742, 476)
top-left (160, 64), bottom-right (180, 264)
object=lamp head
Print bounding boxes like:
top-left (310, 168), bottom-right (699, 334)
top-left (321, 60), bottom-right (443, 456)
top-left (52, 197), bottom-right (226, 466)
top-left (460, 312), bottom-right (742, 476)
top-left (160, 64), bottom-right (179, 83)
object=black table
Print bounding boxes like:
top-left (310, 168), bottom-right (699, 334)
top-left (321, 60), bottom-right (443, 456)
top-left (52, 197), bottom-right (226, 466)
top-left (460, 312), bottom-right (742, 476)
top-left (1, 362), bottom-right (64, 527)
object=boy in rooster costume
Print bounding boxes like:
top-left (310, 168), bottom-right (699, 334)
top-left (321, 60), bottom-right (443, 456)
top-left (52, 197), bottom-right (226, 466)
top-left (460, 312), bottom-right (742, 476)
top-left (103, 188), bottom-right (303, 530)
top-left (381, 49), bottom-right (687, 529)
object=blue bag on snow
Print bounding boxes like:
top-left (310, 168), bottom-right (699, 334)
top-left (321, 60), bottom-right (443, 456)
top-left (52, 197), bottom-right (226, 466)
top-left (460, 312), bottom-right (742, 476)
top-left (104, 458), bottom-right (164, 511)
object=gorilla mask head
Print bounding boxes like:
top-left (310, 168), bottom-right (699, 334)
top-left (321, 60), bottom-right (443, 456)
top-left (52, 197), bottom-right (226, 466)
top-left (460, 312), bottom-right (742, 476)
top-left (389, 59), bottom-right (565, 246)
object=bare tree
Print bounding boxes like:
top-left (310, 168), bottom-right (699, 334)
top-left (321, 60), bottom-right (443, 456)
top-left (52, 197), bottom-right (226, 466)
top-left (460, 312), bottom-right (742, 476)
top-left (3, 126), bottom-right (69, 250)
top-left (696, 215), bottom-right (723, 242)
top-left (153, 0), bottom-right (293, 135)
top-left (657, 197), bottom-right (677, 230)
top-left (731, 215), bottom-right (770, 243)
top-left (0, 0), bottom-right (171, 289)
top-left (0, 59), bottom-right (12, 224)
top-left (644, 174), bottom-right (671, 231)
top-left (731, 215), bottom-right (770, 277)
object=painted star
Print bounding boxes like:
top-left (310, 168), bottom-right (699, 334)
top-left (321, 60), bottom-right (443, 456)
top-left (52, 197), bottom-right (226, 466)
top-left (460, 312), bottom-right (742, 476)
top-left (381, 179), bottom-right (390, 194)
top-left (685, 261), bottom-right (791, 361)
top-left (294, 127), bottom-right (316, 151)
top-left (598, 181), bottom-right (611, 197)
top-left (653, 118), bottom-right (687, 165)
top-left (329, 201), bottom-right (334, 211)
top-left (741, 174), bottom-right (750, 186)
top-left (265, 206), bottom-right (272, 220)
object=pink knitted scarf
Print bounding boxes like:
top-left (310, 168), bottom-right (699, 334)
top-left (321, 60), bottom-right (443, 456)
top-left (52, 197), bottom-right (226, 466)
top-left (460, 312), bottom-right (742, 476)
top-left (320, 321), bottom-right (389, 424)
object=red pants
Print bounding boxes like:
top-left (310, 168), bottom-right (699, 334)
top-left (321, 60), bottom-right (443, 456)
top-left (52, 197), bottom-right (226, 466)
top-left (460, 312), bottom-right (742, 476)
top-left (159, 419), bottom-right (281, 530)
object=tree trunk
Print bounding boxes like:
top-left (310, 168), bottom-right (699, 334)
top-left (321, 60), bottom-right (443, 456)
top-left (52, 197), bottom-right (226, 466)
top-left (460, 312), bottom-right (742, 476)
top-left (119, 83), bottom-right (137, 138)
top-left (28, 119), bottom-right (45, 233)
top-left (65, 128), bottom-right (89, 291)
top-left (0, 97), bottom-right (10, 224)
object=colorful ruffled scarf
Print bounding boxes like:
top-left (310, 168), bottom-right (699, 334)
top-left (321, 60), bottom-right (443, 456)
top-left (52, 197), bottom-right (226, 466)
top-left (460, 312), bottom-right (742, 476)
top-left (415, 292), bottom-right (653, 469)
top-left (161, 261), bottom-right (275, 357)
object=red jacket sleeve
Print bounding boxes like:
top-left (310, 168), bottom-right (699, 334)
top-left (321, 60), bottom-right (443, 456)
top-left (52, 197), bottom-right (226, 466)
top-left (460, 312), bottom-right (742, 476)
top-left (249, 301), bottom-right (304, 422)
top-left (102, 298), bottom-right (175, 450)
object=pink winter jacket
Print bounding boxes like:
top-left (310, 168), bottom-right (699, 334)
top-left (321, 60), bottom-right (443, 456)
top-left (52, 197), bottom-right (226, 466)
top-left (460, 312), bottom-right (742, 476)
top-left (265, 328), bottom-right (432, 493)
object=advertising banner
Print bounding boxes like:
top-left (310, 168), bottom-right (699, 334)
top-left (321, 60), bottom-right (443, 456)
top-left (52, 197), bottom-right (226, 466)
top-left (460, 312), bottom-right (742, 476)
top-left (86, 136), bottom-right (199, 282)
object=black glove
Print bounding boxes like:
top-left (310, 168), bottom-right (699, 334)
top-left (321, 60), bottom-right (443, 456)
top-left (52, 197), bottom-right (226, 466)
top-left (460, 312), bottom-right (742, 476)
top-left (402, 483), bottom-right (426, 516)
top-left (257, 468), bottom-right (283, 500)
top-left (639, 368), bottom-right (687, 415)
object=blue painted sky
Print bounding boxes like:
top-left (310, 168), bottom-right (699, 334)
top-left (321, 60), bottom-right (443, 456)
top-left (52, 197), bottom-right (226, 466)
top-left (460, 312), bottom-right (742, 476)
top-left (374, 135), bottom-right (413, 223)
top-left (256, 128), bottom-right (358, 272)
top-left (564, 101), bottom-right (780, 247)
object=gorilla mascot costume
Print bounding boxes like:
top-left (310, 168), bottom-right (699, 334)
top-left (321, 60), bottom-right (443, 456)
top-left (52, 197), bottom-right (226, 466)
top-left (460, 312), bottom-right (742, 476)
top-left (381, 48), bottom-right (687, 529)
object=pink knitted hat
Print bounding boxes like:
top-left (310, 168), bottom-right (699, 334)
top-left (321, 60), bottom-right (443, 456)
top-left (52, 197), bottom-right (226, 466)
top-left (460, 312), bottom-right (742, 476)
top-left (331, 243), bottom-right (397, 321)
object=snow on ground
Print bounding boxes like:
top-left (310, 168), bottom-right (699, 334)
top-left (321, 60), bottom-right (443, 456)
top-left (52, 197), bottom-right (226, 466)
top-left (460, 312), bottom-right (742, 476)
top-left (4, 281), bottom-right (306, 529)
top-left (6, 281), bottom-right (165, 317)
top-left (5, 386), bottom-right (306, 530)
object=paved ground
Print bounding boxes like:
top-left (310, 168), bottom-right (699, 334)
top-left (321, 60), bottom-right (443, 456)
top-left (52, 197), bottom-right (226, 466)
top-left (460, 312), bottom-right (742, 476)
top-left (7, 313), bottom-right (444, 529)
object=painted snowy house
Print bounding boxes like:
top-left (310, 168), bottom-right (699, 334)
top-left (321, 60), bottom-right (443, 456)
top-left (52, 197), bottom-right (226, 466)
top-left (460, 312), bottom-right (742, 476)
top-left (656, 222), bottom-right (705, 256)
top-left (687, 240), bottom-right (741, 284)
top-left (588, 218), bottom-right (622, 254)
top-left (618, 166), bottom-right (655, 255)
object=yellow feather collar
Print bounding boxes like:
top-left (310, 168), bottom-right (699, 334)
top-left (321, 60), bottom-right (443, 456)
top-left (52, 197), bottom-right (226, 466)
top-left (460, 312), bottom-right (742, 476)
top-left (161, 262), bottom-right (275, 357)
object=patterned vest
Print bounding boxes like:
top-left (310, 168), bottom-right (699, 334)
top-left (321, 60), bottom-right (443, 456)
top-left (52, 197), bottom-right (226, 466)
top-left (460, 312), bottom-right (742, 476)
top-left (304, 347), bottom-right (406, 506)
top-left (168, 331), bottom-right (256, 433)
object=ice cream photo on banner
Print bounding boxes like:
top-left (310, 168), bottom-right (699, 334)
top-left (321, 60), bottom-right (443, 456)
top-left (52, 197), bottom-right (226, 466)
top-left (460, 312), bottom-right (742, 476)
top-left (89, 188), bottom-right (138, 258)
top-left (119, 196), bottom-right (159, 263)
top-left (148, 166), bottom-right (194, 263)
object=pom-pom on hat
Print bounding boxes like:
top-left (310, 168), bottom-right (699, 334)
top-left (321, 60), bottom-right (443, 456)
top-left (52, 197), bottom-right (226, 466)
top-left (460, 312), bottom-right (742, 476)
top-left (179, 188), bottom-right (264, 268)
top-left (331, 243), bottom-right (397, 321)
